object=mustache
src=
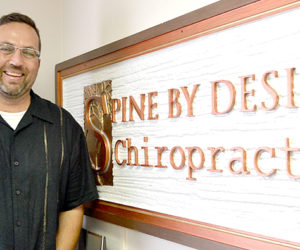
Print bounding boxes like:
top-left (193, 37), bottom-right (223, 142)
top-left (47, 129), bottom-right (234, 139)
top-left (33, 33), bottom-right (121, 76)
top-left (4, 65), bottom-right (25, 71)
top-left (1, 65), bottom-right (27, 75)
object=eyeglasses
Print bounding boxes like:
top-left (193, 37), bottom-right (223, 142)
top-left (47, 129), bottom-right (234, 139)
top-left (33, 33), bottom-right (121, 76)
top-left (0, 43), bottom-right (40, 59)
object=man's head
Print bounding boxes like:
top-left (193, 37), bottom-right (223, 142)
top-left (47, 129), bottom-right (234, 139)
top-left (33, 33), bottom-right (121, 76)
top-left (0, 13), bottom-right (41, 100)
top-left (0, 13), bottom-right (41, 51)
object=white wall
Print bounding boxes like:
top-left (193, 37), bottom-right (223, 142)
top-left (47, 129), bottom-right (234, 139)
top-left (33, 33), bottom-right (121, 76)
top-left (0, 0), bottom-right (61, 103)
top-left (61, 0), bottom-right (218, 61)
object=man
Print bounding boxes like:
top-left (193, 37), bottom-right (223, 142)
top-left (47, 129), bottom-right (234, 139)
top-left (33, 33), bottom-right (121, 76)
top-left (0, 13), bottom-right (98, 249)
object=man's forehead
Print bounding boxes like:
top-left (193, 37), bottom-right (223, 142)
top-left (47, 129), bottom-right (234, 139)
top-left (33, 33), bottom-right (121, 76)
top-left (0, 22), bottom-right (39, 48)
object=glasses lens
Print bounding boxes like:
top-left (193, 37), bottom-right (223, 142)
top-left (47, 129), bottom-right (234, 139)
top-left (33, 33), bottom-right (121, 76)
top-left (0, 44), bottom-right (15, 55)
top-left (0, 43), bottom-right (39, 59)
top-left (21, 48), bottom-right (39, 59)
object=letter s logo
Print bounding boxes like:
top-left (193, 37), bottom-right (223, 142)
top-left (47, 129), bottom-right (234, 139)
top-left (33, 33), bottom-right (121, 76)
top-left (85, 96), bottom-right (111, 173)
top-left (84, 81), bottom-right (113, 186)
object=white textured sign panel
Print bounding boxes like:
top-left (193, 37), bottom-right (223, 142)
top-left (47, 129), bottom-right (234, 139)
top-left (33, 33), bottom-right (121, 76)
top-left (63, 7), bottom-right (300, 242)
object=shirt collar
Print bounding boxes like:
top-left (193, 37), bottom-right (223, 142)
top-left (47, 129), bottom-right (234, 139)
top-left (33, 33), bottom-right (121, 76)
top-left (28, 90), bottom-right (54, 124)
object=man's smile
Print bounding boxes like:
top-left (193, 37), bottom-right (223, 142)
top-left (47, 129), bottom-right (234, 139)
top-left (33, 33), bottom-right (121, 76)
top-left (4, 70), bottom-right (25, 78)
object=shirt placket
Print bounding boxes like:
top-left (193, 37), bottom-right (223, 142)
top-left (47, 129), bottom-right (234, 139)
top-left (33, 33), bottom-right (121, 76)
top-left (10, 133), bottom-right (25, 249)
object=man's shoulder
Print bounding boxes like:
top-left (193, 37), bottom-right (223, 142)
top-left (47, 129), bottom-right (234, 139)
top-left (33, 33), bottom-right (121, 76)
top-left (31, 92), bottom-right (80, 128)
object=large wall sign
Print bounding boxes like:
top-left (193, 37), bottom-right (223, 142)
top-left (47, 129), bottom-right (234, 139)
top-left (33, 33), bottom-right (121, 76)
top-left (56, 0), bottom-right (300, 249)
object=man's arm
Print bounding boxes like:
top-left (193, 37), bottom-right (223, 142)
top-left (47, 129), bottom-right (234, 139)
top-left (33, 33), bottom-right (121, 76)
top-left (56, 205), bottom-right (84, 250)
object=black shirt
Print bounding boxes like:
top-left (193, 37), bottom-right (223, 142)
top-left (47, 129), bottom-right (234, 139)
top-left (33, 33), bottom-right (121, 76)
top-left (0, 91), bottom-right (98, 250)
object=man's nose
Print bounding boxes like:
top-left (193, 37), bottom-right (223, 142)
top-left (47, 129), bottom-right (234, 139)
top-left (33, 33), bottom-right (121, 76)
top-left (8, 49), bottom-right (25, 67)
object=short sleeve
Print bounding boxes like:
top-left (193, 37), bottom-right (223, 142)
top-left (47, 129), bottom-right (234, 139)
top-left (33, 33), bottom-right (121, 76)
top-left (61, 128), bottom-right (99, 211)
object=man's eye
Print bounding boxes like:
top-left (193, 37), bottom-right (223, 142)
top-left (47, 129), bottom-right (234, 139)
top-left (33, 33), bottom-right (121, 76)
top-left (0, 46), bottom-right (14, 53)
top-left (22, 49), bottom-right (36, 58)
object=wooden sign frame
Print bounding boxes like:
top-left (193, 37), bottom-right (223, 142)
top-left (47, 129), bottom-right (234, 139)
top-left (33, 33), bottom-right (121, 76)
top-left (56, 0), bottom-right (300, 249)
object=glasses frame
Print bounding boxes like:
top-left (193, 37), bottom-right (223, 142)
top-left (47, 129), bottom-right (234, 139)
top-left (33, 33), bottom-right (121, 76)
top-left (0, 42), bottom-right (40, 59)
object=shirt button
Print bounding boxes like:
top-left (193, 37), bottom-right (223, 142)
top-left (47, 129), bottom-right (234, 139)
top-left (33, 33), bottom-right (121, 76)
top-left (14, 161), bottom-right (19, 166)
top-left (16, 190), bottom-right (21, 195)
top-left (16, 221), bottom-right (21, 227)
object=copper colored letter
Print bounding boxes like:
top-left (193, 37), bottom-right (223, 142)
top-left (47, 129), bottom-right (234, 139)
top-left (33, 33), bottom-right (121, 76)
top-left (129, 94), bottom-right (145, 121)
top-left (148, 92), bottom-right (159, 120)
top-left (254, 147), bottom-right (276, 176)
top-left (186, 146), bottom-right (205, 180)
top-left (141, 137), bottom-right (153, 167)
top-left (168, 88), bottom-right (182, 118)
top-left (207, 147), bottom-right (224, 173)
top-left (170, 146), bottom-right (186, 170)
top-left (261, 70), bottom-right (279, 111)
top-left (211, 80), bottom-right (236, 115)
top-left (115, 140), bottom-right (126, 165)
top-left (154, 146), bottom-right (168, 168)
top-left (228, 147), bottom-right (250, 174)
top-left (286, 68), bottom-right (296, 108)
top-left (127, 138), bottom-right (139, 166)
top-left (122, 97), bottom-right (127, 122)
top-left (280, 138), bottom-right (300, 179)
top-left (112, 99), bottom-right (121, 123)
top-left (240, 74), bottom-right (257, 112)
top-left (180, 84), bottom-right (200, 117)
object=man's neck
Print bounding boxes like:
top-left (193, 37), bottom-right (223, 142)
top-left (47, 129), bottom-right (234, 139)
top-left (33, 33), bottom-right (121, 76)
top-left (0, 93), bottom-right (31, 113)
